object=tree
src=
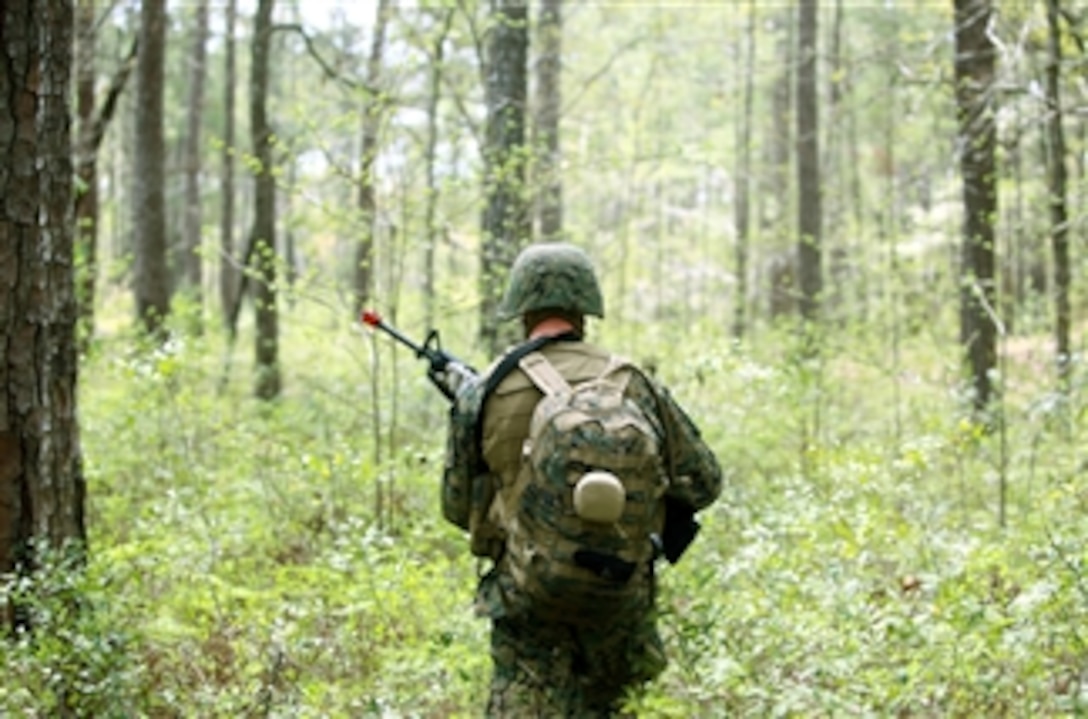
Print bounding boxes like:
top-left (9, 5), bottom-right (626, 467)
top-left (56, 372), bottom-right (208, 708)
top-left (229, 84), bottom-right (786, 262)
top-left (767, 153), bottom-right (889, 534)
top-left (480, 0), bottom-right (530, 354)
top-left (952, 0), bottom-right (998, 411)
top-left (796, 0), bottom-right (823, 325)
top-left (133, 0), bottom-right (170, 336)
top-left (352, 0), bottom-right (392, 317)
top-left (1045, 0), bottom-right (1071, 384)
top-left (251, 0), bottom-right (280, 400)
top-left (534, 0), bottom-right (562, 242)
top-left (180, 0), bottom-right (210, 307)
top-left (764, 5), bottom-right (794, 234)
top-left (75, 0), bottom-right (98, 346)
top-left (733, 0), bottom-right (756, 341)
top-left (1, 0), bottom-right (87, 630)
top-left (74, 1), bottom-right (135, 349)
top-left (422, 9), bottom-right (455, 331)
top-left (763, 5), bottom-right (795, 321)
top-left (220, 0), bottom-right (238, 323)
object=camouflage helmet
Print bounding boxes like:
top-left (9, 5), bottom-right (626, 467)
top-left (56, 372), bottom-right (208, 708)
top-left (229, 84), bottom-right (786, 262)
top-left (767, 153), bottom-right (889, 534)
top-left (497, 243), bottom-right (604, 321)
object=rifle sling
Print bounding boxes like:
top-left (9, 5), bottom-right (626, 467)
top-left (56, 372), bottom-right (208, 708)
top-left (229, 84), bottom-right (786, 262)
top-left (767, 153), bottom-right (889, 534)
top-left (472, 332), bottom-right (581, 459)
top-left (480, 332), bottom-right (581, 406)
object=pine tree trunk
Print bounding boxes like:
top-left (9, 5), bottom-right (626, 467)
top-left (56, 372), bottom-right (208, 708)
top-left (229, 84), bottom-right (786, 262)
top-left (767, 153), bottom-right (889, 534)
top-left (733, 1), bottom-right (756, 341)
top-left (953, 0), bottom-right (998, 411)
top-left (480, 0), bottom-right (530, 353)
top-left (353, 0), bottom-right (392, 317)
top-left (797, 0), bottom-right (823, 324)
top-left (219, 0), bottom-right (238, 323)
top-left (74, 0), bottom-right (97, 347)
top-left (765, 5), bottom-right (794, 234)
top-left (535, 0), bottom-right (563, 242)
top-left (0, 0), bottom-right (87, 631)
top-left (133, 0), bottom-right (171, 336)
top-left (423, 9), bottom-right (453, 331)
top-left (181, 0), bottom-right (210, 303)
top-left (824, 0), bottom-right (843, 238)
top-left (1045, 0), bottom-right (1071, 382)
top-left (251, 0), bottom-right (280, 400)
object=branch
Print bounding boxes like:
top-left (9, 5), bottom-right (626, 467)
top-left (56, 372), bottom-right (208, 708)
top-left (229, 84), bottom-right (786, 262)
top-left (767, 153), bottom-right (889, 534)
top-left (455, 0), bottom-right (487, 89)
top-left (92, 0), bottom-right (124, 35)
top-left (88, 36), bottom-right (138, 155)
top-left (399, 11), bottom-right (482, 147)
top-left (272, 22), bottom-right (371, 95)
top-left (1058, 7), bottom-right (1087, 55)
top-left (562, 34), bottom-right (648, 116)
top-left (225, 232), bottom-right (260, 342)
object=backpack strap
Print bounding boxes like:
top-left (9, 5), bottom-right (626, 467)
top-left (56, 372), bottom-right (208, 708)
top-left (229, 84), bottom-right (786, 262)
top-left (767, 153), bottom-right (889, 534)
top-left (471, 331), bottom-right (581, 471)
top-left (518, 352), bottom-right (571, 396)
top-left (479, 331), bottom-right (580, 405)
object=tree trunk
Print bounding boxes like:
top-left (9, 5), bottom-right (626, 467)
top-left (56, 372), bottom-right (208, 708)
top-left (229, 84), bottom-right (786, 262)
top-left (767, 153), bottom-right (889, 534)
top-left (535, 0), bottom-right (562, 242)
top-left (353, 0), bottom-right (392, 318)
top-left (796, 0), bottom-right (823, 324)
top-left (1045, 0), bottom-right (1071, 383)
top-left (953, 0), bottom-right (998, 411)
top-left (219, 0), bottom-right (238, 324)
top-left (74, 0), bottom-right (97, 347)
top-left (480, 0), bottom-right (530, 354)
top-left (423, 9), bottom-right (454, 331)
top-left (764, 5), bottom-right (794, 234)
top-left (0, 0), bottom-right (87, 631)
top-left (733, 1), bottom-right (756, 342)
top-left (251, 0), bottom-right (280, 400)
top-left (181, 0), bottom-right (210, 305)
top-left (133, 0), bottom-right (170, 337)
top-left (824, 0), bottom-right (844, 238)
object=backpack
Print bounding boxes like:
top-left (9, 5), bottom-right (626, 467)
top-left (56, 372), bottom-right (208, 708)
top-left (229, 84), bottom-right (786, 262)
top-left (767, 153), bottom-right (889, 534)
top-left (499, 351), bottom-right (668, 625)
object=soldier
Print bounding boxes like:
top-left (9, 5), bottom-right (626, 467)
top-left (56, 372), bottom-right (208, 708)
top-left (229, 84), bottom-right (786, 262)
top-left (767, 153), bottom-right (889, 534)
top-left (443, 242), bottom-right (722, 716)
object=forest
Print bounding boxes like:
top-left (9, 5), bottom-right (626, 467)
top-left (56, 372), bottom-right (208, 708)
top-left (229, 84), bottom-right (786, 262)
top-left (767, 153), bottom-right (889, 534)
top-left (2, 0), bottom-right (1087, 715)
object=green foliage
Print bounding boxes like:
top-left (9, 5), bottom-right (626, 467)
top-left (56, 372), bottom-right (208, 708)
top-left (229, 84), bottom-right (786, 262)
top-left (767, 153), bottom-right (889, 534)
top-left (5, 297), bottom-right (1085, 715)
top-left (0, 547), bottom-right (142, 716)
top-left (37, 1), bottom-right (1088, 714)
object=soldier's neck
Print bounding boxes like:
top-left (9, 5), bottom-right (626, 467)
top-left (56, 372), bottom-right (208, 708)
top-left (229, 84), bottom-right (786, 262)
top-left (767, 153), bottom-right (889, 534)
top-left (528, 317), bottom-right (579, 340)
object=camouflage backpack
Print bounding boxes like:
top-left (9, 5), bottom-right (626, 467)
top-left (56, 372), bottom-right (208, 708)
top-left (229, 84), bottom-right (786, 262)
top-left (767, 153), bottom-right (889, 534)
top-left (499, 351), bottom-right (668, 625)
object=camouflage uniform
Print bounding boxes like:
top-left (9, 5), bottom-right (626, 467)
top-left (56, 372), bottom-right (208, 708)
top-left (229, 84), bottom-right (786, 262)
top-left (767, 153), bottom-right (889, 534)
top-left (442, 244), bottom-right (722, 717)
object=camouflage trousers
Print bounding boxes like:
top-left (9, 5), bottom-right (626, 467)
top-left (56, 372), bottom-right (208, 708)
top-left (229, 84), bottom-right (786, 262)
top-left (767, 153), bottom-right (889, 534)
top-left (484, 611), bottom-right (667, 718)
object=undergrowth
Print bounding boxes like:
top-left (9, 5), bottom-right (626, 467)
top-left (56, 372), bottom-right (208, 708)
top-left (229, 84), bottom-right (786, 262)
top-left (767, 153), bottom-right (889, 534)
top-left (2, 300), bottom-right (1086, 717)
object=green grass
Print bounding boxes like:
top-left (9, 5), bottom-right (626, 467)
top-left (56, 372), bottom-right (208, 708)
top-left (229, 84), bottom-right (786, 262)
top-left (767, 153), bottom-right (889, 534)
top-left (3, 295), bottom-right (1086, 717)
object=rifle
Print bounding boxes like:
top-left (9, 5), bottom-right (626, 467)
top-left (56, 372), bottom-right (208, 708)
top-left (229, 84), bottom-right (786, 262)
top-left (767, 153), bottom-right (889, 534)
top-left (360, 309), bottom-right (698, 564)
top-left (360, 310), bottom-right (477, 401)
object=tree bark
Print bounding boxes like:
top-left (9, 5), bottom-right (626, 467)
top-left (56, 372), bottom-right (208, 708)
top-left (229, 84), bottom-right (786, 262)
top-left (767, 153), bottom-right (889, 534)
top-left (764, 5), bottom-right (794, 234)
top-left (796, 0), bottom-right (823, 324)
top-left (0, 0), bottom-right (87, 631)
top-left (219, 0), bottom-right (238, 324)
top-left (251, 0), bottom-right (280, 400)
top-left (480, 0), bottom-right (530, 354)
top-left (353, 0), bottom-right (392, 318)
top-left (953, 0), bottom-right (998, 411)
top-left (535, 0), bottom-right (562, 242)
top-left (133, 0), bottom-right (170, 337)
top-left (181, 0), bottom-right (209, 303)
top-left (733, 1), bottom-right (755, 342)
top-left (74, 0), bottom-right (97, 347)
top-left (824, 0), bottom-right (844, 237)
top-left (1045, 0), bottom-right (1071, 383)
top-left (423, 9), bottom-right (454, 331)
